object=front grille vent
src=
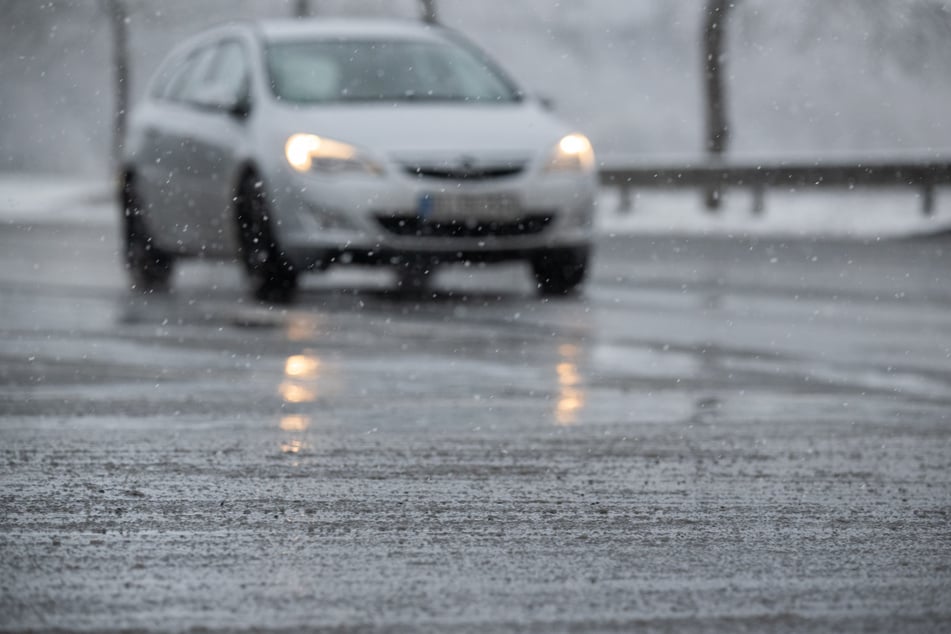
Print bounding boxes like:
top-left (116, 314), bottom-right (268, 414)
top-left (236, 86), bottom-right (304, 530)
top-left (402, 164), bottom-right (525, 181)
top-left (377, 214), bottom-right (554, 238)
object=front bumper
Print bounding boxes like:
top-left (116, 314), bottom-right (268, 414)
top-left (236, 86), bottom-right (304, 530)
top-left (266, 164), bottom-right (597, 270)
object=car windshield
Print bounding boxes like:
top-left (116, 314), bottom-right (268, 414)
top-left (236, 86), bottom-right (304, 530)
top-left (266, 38), bottom-right (521, 104)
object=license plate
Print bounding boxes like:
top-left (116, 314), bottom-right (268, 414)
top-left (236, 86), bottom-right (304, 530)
top-left (418, 192), bottom-right (521, 221)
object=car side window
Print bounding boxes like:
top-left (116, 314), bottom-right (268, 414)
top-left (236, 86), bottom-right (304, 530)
top-left (164, 45), bottom-right (217, 103)
top-left (149, 53), bottom-right (184, 100)
top-left (156, 56), bottom-right (191, 101)
top-left (204, 40), bottom-right (251, 106)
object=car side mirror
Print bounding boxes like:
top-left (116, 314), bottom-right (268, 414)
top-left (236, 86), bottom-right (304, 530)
top-left (192, 85), bottom-right (252, 119)
top-left (537, 94), bottom-right (556, 111)
top-left (228, 92), bottom-right (252, 119)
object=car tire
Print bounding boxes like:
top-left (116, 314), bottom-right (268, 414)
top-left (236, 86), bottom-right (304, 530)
top-left (531, 247), bottom-right (589, 296)
top-left (235, 173), bottom-right (299, 304)
top-left (121, 174), bottom-right (175, 292)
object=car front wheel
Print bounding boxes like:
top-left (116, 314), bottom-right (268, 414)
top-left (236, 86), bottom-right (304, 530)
top-left (235, 173), bottom-right (299, 303)
top-left (531, 247), bottom-right (589, 296)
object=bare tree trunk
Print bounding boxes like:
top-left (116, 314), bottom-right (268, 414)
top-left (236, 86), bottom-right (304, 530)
top-left (420, 0), bottom-right (438, 24)
top-left (293, 0), bottom-right (310, 18)
top-left (102, 0), bottom-right (129, 172)
top-left (702, 0), bottom-right (732, 209)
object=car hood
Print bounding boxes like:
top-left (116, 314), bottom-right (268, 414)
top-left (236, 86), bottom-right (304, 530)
top-left (268, 101), bottom-right (572, 162)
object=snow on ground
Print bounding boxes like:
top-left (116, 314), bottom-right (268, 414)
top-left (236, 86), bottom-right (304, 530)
top-left (0, 173), bottom-right (114, 225)
top-left (1, 172), bottom-right (950, 240)
top-left (596, 186), bottom-right (951, 239)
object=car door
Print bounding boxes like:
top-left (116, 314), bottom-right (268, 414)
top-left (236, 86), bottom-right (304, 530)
top-left (182, 39), bottom-right (254, 256)
top-left (137, 44), bottom-right (219, 253)
top-left (142, 39), bottom-right (254, 256)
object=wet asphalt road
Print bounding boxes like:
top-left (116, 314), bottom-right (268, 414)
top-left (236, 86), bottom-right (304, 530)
top-left (1, 214), bottom-right (950, 633)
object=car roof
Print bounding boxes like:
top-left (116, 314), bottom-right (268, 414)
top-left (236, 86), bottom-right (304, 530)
top-left (253, 18), bottom-right (448, 44)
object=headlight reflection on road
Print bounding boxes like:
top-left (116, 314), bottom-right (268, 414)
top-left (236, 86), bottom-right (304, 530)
top-left (278, 381), bottom-right (318, 404)
top-left (286, 316), bottom-right (320, 342)
top-left (279, 415), bottom-right (311, 456)
top-left (279, 351), bottom-right (322, 403)
top-left (277, 351), bottom-right (325, 456)
top-left (555, 343), bottom-right (586, 426)
top-left (279, 414), bottom-right (310, 432)
top-left (280, 438), bottom-right (305, 454)
top-left (285, 354), bottom-right (321, 379)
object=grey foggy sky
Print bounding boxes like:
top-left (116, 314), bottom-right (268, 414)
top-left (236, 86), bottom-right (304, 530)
top-left (1, 0), bottom-right (950, 174)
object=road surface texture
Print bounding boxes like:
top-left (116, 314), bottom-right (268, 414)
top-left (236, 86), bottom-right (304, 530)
top-left (1, 214), bottom-right (950, 633)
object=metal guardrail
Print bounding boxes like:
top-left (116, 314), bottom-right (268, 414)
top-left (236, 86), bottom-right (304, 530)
top-left (599, 158), bottom-right (951, 215)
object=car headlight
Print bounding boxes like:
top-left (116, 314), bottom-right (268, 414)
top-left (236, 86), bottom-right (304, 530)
top-left (285, 133), bottom-right (383, 176)
top-left (545, 134), bottom-right (595, 173)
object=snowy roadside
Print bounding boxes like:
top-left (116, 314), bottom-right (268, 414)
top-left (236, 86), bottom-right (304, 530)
top-left (0, 173), bottom-right (114, 226)
top-left (596, 186), bottom-right (951, 240)
top-left (1, 172), bottom-right (950, 240)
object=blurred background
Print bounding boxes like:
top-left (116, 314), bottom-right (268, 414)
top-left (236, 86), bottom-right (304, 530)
top-left (2, 0), bottom-right (951, 177)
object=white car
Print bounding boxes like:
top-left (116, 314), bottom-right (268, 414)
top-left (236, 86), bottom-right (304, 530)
top-left (122, 19), bottom-right (597, 301)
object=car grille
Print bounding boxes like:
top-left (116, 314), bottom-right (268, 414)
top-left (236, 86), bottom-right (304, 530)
top-left (376, 214), bottom-right (554, 238)
top-left (402, 164), bottom-right (525, 181)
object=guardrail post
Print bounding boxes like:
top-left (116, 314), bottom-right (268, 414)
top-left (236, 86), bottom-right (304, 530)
top-left (617, 185), bottom-right (633, 214)
top-left (751, 184), bottom-right (766, 215)
top-left (704, 186), bottom-right (721, 212)
top-left (922, 183), bottom-right (935, 216)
